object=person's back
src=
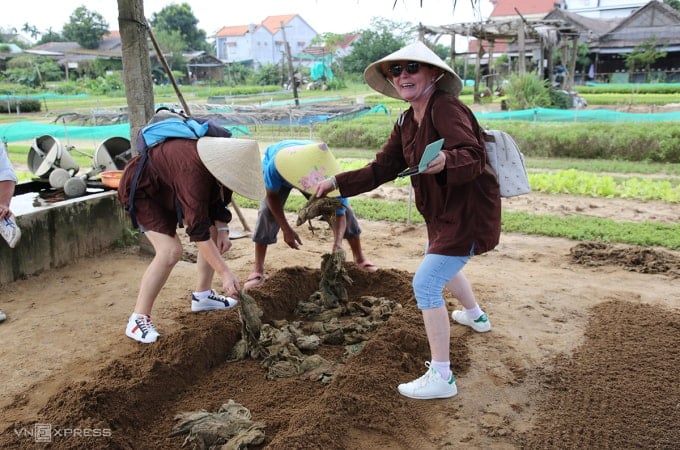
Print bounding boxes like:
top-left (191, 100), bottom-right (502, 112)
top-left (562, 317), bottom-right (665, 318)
top-left (244, 140), bottom-right (377, 290)
top-left (261, 140), bottom-right (317, 192)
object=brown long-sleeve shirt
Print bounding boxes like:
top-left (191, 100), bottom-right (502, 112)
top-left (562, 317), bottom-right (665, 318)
top-left (335, 90), bottom-right (501, 256)
top-left (119, 138), bottom-right (232, 242)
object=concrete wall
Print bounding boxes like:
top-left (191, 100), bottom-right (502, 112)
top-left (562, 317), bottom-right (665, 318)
top-left (0, 191), bottom-right (130, 284)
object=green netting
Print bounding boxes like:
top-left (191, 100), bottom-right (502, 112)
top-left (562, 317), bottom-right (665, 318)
top-left (0, 121), bottom-right (250, 144)
top-left (476, 107), bottom-right (680, 122)
top-left (310, 61), bottom-right (333, 81)
top-left (0, 93), bottom-right (91, 100)
top-left (1, 105), bottom-right (677, 145)
top-left (583, 82), bottom-right (680, 88)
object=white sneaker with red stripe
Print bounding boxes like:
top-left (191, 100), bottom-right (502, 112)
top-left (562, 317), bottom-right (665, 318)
top-left (125, 313), bottom-right (160, 343)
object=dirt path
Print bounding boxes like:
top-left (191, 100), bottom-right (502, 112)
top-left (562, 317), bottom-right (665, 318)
top-left (0, 193), bottom-right (679, 448)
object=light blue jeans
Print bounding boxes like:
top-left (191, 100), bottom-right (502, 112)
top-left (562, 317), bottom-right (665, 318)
top-left (412, 245), bottom-right (474, 310)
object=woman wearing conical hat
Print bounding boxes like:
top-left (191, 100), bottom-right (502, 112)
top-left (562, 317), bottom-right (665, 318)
top-left (117, 111), bottom-right (264, 344)
top-left (316, 41), bottom-right (501, 400)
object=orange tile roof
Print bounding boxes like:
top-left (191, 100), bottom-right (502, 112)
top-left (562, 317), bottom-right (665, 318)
top-left (468, 39), bottom-right (510, 54)
top-left (260, 14), bottom-right (296, 33)
top-left (337, 33), bottom-right (360, 49)
top-left (490, 0), bottom-right (557, 17)
top-left (215, 25), bottom-right (252, 38)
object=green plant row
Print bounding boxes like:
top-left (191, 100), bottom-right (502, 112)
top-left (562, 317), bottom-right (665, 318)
top-left (8, 139), bottom-right (680, 201)
top-left (526, 157), bottom-right (680, 176)
top-left (0, 98), bottom-right (42, 114)
top-left (494, 121), bottom-right (680, 163)
top-left (333, 159), bottom-right (680, 201)
top-left (333, 150), bottom-right (680, 177)
top-left (233, 195), bottom-right (680, 251)
top-left (579, 93), bottom-right (680, 106)
top-left (576, 84), bottom-right (680, 95)
top-left (529, 169), bottom-right (680, 202)
top-left (501, 211), bottom-right (680, 250)
top-left (314, 115), bottom-right (680, 163)
top-left (1, 79), bottom-right (678, 101)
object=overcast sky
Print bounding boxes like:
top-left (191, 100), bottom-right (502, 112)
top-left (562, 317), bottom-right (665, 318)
top-left (3, 0), bottom-right (492, 39)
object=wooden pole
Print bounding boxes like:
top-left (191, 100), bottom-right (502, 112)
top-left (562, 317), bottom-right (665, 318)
top-left (146, 21), bottom-right (190, 114)
top-left (568, 36), bottom-right (579, 90)
top-left (474, 44), bottom-right (483, 104)
top-left (280, 21), bottom-right (299, 106)
top-left (517, 24), bottom-right (526, 75)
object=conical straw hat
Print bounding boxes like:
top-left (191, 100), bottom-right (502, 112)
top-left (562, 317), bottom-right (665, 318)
top-left (363, 40), bottom-right (463, 99)
top-left (197, 137), bottom-right (264, 200)
top-left (274, 142), bottom-right (341, 196)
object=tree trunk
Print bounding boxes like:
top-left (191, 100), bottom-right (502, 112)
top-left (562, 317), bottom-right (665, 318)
top-left (117, 0), bottom-right (154, 154)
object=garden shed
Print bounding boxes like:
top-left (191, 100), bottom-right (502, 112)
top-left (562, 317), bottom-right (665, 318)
top-left (184, 53), bottom-right (224, 84)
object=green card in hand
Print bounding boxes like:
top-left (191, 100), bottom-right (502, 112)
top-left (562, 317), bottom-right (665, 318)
top-left (398, 138), bottom-right (445, 177)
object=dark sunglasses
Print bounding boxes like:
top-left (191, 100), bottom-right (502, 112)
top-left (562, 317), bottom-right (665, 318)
top-left (387, 61), bottom-right (421, 77)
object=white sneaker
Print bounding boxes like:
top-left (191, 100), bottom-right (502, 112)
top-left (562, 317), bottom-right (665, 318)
top-left (451, 310), bottom-right (491, 333)
top-left (397, 362), bottom-right (458, 400)
top-left (191, 289), bottom-right (238, 312)
top-left (0, 310), bottom-right (6, 323)
top-left (126, 313), bottom-right (159, 343)
top-left (0, 214), bottom-right (21, 248)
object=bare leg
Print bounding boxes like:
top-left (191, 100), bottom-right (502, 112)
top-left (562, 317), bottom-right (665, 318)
top-left (347, 236), bottom-right (378, 272)
top-left (445, 271), bottom-right (477, 310)
top-left (133, 231), bottom-right (182, 315)
top-left (331, 214), bottom-right (347, 252)
top-left (422, 306), bottom-right (451, 361)
top-left (244, 242), bottom-right (268, 289)
top-left (252, 242), bottom-right (267, 275)
top-left (447, 271), bottom-right (490, 331)
top-left (195, 228), bottom-right (217, 292)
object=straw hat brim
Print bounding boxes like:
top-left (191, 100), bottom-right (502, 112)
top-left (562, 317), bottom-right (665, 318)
top-left (197, 137), bottom-right (264, 200)
top-left (363, 40), bottom-right (463, 100)
top-left (274, 142), bottom-right (341, 196)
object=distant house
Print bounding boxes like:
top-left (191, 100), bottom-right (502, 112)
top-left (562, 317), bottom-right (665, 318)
top-left (1, 32), bottom-right (32, 47)
top-left (565, 0), bottom-right (648, 19)
top-left (467, 0), bottom-right (651, 60)
top-left (184, 52), bottom-right (224, 83)
top-left (301, 33), bottom-right (359, 62)
top-left (489, 0), bottom-right (563, 21)
top-left (467, 0), bottom-right (560, 60)
top-left (214, 24), bottom-right (255, 64)
top-left (26, 34), bottom-right (123, 79)
top-left (0, 43), bottom-right (23, 72)
top-left (25, 32), bottom-right (224, 84)
top-left (421, 0), bottom-right (680, 90)
top-left (333, 33), bottom-right (360, 59)
top-left (589, 0), bottom-right (680, 82)
top-left (214, 14), bottom-right (317, 68)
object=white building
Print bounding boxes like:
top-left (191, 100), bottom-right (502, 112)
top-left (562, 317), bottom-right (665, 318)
top-left (565, 0), bottom-right (650, 19)
top-left (214, 14), bottom-right (317, 68)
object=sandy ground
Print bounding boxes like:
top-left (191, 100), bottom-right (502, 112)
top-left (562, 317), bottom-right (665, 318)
top-left (0, 184), bottom-right (679, 449)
